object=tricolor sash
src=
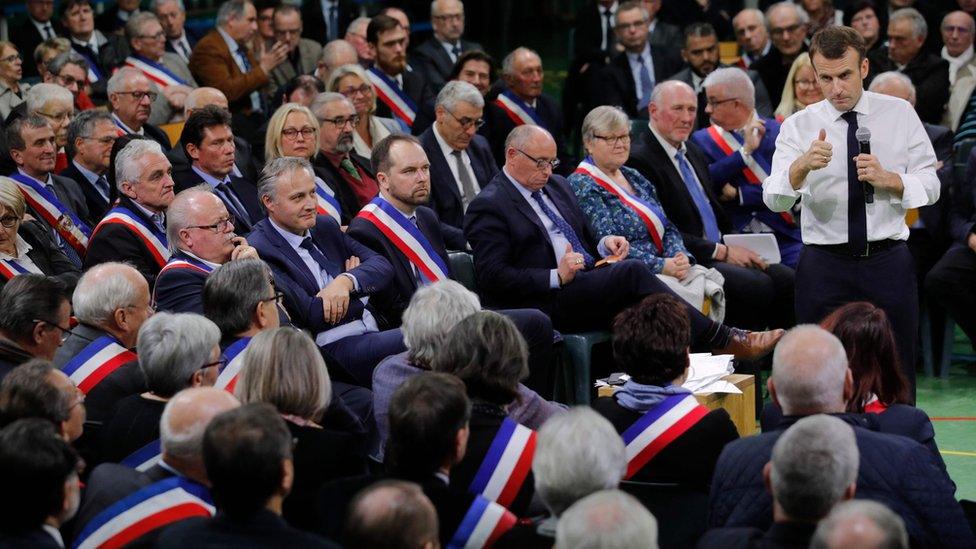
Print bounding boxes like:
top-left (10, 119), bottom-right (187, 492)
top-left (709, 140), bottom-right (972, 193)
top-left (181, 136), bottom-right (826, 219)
top-left (367, 67), bottom-right (418, 127)
top-left (157, 255), bottom-right (214, 277)
top-left (356, 197), bottom-right (449, 283)
top-left (120, 439), bottom-right (162, 472)
top-left (468, 418), bottom-right (536, 509)
top-left (72, 476), bottom-right (213, 549)
top-left (493, 90), bottom-right (545, 127)
top-left (10, 173), bottom-right (91, 255)
top-left (448, 496), bottom-right (517, 549)
top-left (71, 44), bottom-right (103, 83)
top-left (124, 55), bottom-right (188, 88)
top-left (60, 335), bottom-right (137, 394)
top-left (214, 337), bottom-right (251, 393)
top-left (314, 176), bottom-right (343, 223)
top-left (0, 257), bottom-right (35, 280)
top-left (92, 207), bottom-right (170, 268)
top-left (574, 158), bottom-right (665, 253)
top-left (621, 393), bottom-right (709, 480)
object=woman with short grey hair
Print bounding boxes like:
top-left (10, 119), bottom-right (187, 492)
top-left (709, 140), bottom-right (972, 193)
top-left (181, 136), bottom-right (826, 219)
top-left (98, 312), bottom-right (222, 464)
top-left (327, 63), bottom-right (404, 157)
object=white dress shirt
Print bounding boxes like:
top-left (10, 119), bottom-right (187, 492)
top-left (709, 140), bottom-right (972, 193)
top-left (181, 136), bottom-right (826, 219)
top-left (0, 236), bottom-right (42, 274)
top-left (169, 34), bottom-right (193, 63)
top-left (41, 524), bottom-right (64, 548)
top-left (763, 91), bottom-right (939, 245)
top-left (432, 122), bottom-right (479, 198)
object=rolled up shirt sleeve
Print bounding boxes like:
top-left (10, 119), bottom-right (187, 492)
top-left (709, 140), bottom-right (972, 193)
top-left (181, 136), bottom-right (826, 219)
top-left (898, 115), bottom-right (941, 210)
top-left (763, 123), bottom-right (806, 213)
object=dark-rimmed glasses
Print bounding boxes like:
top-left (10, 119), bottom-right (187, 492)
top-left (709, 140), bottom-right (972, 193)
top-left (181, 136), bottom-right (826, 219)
top-left (516, 148), bottom-right (560, 171)
top-left (446, 109), bottom-right (485, 130)
top-left (186, 217), bottom-right (234, 233)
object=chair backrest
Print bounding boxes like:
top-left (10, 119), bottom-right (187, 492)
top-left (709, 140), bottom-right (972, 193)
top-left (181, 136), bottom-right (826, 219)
top-left (159, 122), bottom-right (185, 148)
top-left (629, 119), bottom-right (648, 140)
top-left (448, 251), bottom-right (477, 293)
top-left (619, 480), bottom-right (709, 548)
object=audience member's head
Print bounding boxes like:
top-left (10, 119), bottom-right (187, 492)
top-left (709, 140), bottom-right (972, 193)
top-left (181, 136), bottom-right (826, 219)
top-left (503, 125), bottom-right (558, 187)
top-left (0, 42), bottom-right (23, 89)
top-left (371, 133), bottom-right (430, 211)
top-left (682, 23), bottom-right (721, 77)
top-left (26, 83), bottom-right (73, 149)
top-left (378, 7), bottom-right (411, 47)
top-left (431, 0), bottom-right (465, 44)
top-left (401, 280), bottom-right (480, 368)
top-left (0, 359), bottom-right (85, 442)
top-left (136, 312), bottom-right (222, 398)
top-left (159, 387), bottom-right (240, 483)
top-left (868, 70), bottom-right (916, 105)
top-left (33, 38), bottom-right (71, 81)
top-left (769, 325), bottom-right (852, 416)
top-left (327, 63), bottom-right (377, 117)
top-left (702, 66), bottom-right (756, 129)
top-left (279, 74), bottom-right (324, 108)
top-left (434, 80), bottom-right (484, 152)
top-left (317, 39), bottom-right (359, 85)
top-left (6, 115), bottom-right (57, 179)
top-left (344, 480), bottom-right (439, 549)
top-left (203, 258), bottom-right (280, 337)
top-left (942, 11), bottom-right (976, 58)
top-left (203, 402), bottom-right (294, 518)
top-left (501, 47), bottom-right (543, 102)
top-left (72, 262), bottom-right (153, 349)
top-left (152, 0), bottom-right (189, 40)
top-left (385, 372), bottom-right (471, 479)
top-left (310, 92), bottom-right (358, 156)
top-left (845, 1), bottom-right (884, 51)
top-left (776, 52), bottom-right (823, 119)
top-left (0, 419), bottom-right (80, 534)
top-left (217, 0), bottom-right (260, 43)
top-left (66, 110), bottom-right (117, 173)
top-left (887, 8), bottom-right (927, 65)
top-left (612, 294), bottom-right (690, 386)
top-left (811, 500), bottom-right (909, 549)
top-left (0, 274), bottom-right (69, 360)
top-left (766, 2), bottom-right (809, 58)
top-left (254, 0), bottom-right (278, 42)
top-left (265, 103), bottom-right (319, 160)
top-left (43, 51), bottom-right (88, 100)
top-left (368, 14), bottom-right (409, 76)
top-left (107, 67), bottom-right (156, 131)
top-left (166, 186), bottom-right (238, 261)
top-left (345, 17), bottom-right (374, 64)
top-left (184, 87), bottom-right (230, 117)
top-left (649, 80), bottom-right (697, 146)
top-left (0, 178), bottom-right (26, 254)
top-left (60, 0), bottom-right (95, 39)
top-left (556, 489), bottom-right (659, 549)
top-left (115, 138), bottom-right (176, 212)
top-left (533, 407), bottom-right (626, 517)
top-left (733, 8), bottom-right (769, 57)
top-left (107, 134), bottom-right (151, 192)
top-left (449, 50), bottom-right (495, 96)
top-left (180, 105), bottom-right (237, 179)
top-left (613, 1), bottom-right (651, 54)
top-left (257, 156), bottom-right (318, 234)
top-left (272, 4), bottom-right (304, 55)
top-left (125, 12), bottom-right (168, 61)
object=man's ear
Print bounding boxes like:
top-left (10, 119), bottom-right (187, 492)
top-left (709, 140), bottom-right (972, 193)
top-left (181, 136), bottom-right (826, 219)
top-left (185, 142), bottom-right (200, 162)
top-left (280, 458), bottom-right (295, 496)
top-left (31, 321), bottom-right (48, 346)
top-left (8, 148), bottom-right (24, 167)
top-left (767, 377), bottom-right (779, 409)
top-left (842, 368), bottom-right (854, 406)
top-left (843, 482), bottom-right (856, 500)
top-left (762, 461), bottom-right (773, 495)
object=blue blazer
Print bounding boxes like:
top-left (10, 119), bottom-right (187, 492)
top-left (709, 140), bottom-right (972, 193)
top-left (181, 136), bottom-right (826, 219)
top-left (246, 216), bottom-right (393, 333)
top-left (153, 250), bottom-right (209, 315)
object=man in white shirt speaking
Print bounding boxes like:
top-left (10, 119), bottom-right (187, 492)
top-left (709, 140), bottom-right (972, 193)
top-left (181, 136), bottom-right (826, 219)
top-left (763, 26), bottom-right (940, 398)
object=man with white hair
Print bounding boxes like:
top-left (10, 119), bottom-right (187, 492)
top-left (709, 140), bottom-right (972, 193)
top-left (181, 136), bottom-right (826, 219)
top-left (708, 325), bottom-right (974, 548)
top-left (71, 387), bottom-right (239, 548)
top-left (811, 500), bottom-right (910, 549)
top-left (84, 139), bottom-right (175, 286)
top-left (751, 2), bottom-right (809, 102)
top-left (152, 0), bottom-right (199, 64)
top-left (414, 0), bottom-right (483, 92)
top-left (54, 262), bottom-right (152, 424)
top-left (26, 83), bottom-right (75, 173)
top-left (315, 39), bottom-right (358, 86)
top-left (122, 12), bottom-right (197, 126)
top-left (106, 67), bottom-right (174, 151)
top-left (942, 11), bottom-right (976, 133)
top-left (556, 490), bottom-right (659, 549)
top-left (344, 17), bottom-right (375, 66)
top-left (692, 67), bottom-right (802, 268)
top-left (699, 415), bottom-right (858, 548)
top-left (733, 8), bottom-right (771, 69)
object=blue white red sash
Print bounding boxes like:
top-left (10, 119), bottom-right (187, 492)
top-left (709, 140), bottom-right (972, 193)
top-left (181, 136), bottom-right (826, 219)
top-left (621, 392), bottom-right (709, 480)
top-left (124, 55), bottom-right (188, 88)
top-left (120, 438), bottom-right (162, 472)
top-left (70, 44), bottom-right (103, 83)
top-left (0, 257), bottom-right (35, 280)
top-left (448, 495), bottom-right (517, 549)
top-left (367, 67), bottom-right (418, 127)
top-left (493, 90), bottom-right (545, 127)
top-left (356, 197), bottom-right (449, 283)
top-left (157, 255), bottom-right (214, 277)
top-left (72, 476), bottom-right (213, 549)
top-left (92, 207), bottom-right (170, 268)
top-left (468, 418), bottom-right (536, 509)
top-left (10, 173), bottom-right (91, 255)
top-left (314, 176), bottom-right (343, 223)
top-left (574, 158), bottom-right (665, 253)
top-left (214, 337), bottom-right (251, 392)
top-left (60, 335), bottom-right (137, 394)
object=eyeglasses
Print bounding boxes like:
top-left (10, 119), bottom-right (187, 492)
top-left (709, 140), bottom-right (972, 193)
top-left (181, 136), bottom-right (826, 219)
top-left (33, 319), bottom-right (74, 344)
top-left (186, 217), bottom-right (234, 233)
top-left (0, 215), bottom-right (19, 228)
top-left (125, 302), bottom-right (156, 315)
top-left (0, 54), bottom-right (21, 64)
top-left (770, 24), bottom-right (804, 37)
top-left (615, 20), bottom-right (647, 32)
top-left (320, 115), bottom-right (360, 128)
top-left (433, 13), bottom-right (463, 22)
top-left (259, 291), bottom-right (285, 307)
top-left (56, 74), bottom-right (86, 87)
top-left (200, 357), bottom-right (228, 371)
top-left (794, 79), bottom-right (818, 89)
top-left (339, 84), bottom-right (373, 97)
top-left (115, 90), bottom-right (159, 102)
top-left (706, 97), bottom-right (738, 108)
top-left (282, 127), bottom-right (316, 139)
top-left (36, 110), bottom-right (73, 122)
top-left (445, 109), bottom-right (485, 130)
top-left (592, 134), bottom-right (631, 146)
top-left (82, 135), bottom-right (118, 145)
top-left (515, 148), bottom-right (560, 171)
top-left (138, 31), bottom-right (166, 40)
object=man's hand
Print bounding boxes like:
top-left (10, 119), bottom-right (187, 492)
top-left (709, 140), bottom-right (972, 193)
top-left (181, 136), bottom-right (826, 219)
top-left (161, 85), bottom-right (191, 109)
top-left (742, 119), bottom-right (766, 155)
top-left (345, 255), bottom-right (360, 271)
top-left (229, 236), bottom-right (259, 260)
top-left (258, 41), bottom-right (289, 73)
top-left (968, 232), bottom-right (976, 253)
top-left (790, 129), bottom-right (831, 189)
top-left (604, 235), bottom-right (630, 259)
top-left (317, 275), bottom-right (354, 324)
top-left (724, 245), bottom-right (768, 270)
top-left (663, 252), bottom-right (691, 280)
top-left (720, 183), bottom-right (738, 202)
top-left (557, 243), bottom-right (586, 286)
top-left (855, 153), bottom-right (904, 196)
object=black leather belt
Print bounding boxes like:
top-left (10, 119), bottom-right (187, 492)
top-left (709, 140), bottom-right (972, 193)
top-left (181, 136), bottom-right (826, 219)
top-left (807, 239), bottom-right (902, 257)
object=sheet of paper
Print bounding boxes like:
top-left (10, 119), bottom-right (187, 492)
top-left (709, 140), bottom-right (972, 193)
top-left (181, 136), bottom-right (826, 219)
top-left (682, 353), bottom-right (735, 393)
top-left (694, 379), bottom-right (743, 395)
top-left (723, 233), bottom-right (781, 264)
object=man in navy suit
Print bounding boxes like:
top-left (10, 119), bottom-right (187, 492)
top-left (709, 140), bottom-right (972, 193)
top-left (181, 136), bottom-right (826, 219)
top-left (107, 68), bottom-right (173, 152)
top-left (246, 156), bottom-right (404, 387)
top-left (63, 111), bottom-right (117, 226)
top-left (419, 81), bottom-right (498, 249)
top-left (153, 0), bottom-right (199, 64)
top-left (462, 125), bottom-right (782, 359)
top-left (412, 0), bottom-right (483, 93)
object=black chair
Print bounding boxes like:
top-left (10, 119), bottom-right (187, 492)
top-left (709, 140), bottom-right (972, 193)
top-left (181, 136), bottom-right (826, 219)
top-left (619, 480), bottom-right (710, 548)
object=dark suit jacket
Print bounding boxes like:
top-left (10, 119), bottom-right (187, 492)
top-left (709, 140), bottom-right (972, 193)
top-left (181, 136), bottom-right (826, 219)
top-left (83, 195), bottom-right (167, 287)
top-left (667, 64), bottom-right (774, 129)
top-left (463, 171), bottom-right (601, 311)
top-left (868, 49), bottom-right (950, 124)
top-left (245, 216), bottom-right (393, 333)
top-left (917, 123), bottom-right (954, 246)
top-left (626, 130), bottom-right (732, 260)
top-left (190, 30), bottom-right (270, 114)
top-left (94, 5), bottom-right (133, 36)
top-left (594, 47), bottom-right (684, 119)
top-left (59, 161), bottom-right (111, 225)
top-left (572, 0), bottom-right (616, 65)
top-left (164, 29), bottom-right (199, 58)
top-left (70, 462), bottom-right (172, 544)
top-left (9, 20), bottom-right (63, 78)
top-left (650, 21), bottom-right (683, 48)
top-left (750, 46), bottom-right (807, 107)
top-left (696, 522), bottom-right (817, 549)
top-left (19, 173), bottom-right (90, 260)
top-left (346, 205), bottom-right (449, 327)
top-left (485, 92), bottom-right (572, 173)
top-left (419, 126), bottom-right (497, 241)
top-left (952, 147), bottom-right (976, 244)
top-left (1, 220), bottom-right (82, 295)
top-left (71, 32), bottom-right (129, 99)
top-left (138, 122), bottom-right (174, 152)
top-left (301, 0), bottom-right (358, 44)
top-left (173, 166), bottom-right (263, 233)
top-left (412, 37), bottom-right (483, 92)
top-left (372, 69), bottom-right (435, 135)
top-left (152, 250), bottom-right (211, 314)
top-left (0, 528), bottom-right (62, 548)
top-left (168, 136), bottom-right (260, 188)
top-left (311, 151), bottom-right (376, 224)
top-left (156, 509), bottom-right (339, 548)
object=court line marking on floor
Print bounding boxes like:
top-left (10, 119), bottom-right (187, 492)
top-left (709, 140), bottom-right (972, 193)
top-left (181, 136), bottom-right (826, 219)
top-left (941, 450), bottom-right (976, 457)
top-left (930, 417), bottom-right (976, 421)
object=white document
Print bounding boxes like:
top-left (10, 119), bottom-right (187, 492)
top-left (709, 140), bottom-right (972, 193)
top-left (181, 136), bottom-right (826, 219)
top-left (723, 233), bottom-right (781, 264)
top-left (682, 353), bottom-right (734, 393)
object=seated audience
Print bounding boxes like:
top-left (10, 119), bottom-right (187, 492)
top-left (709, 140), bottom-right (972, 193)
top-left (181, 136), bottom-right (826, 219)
top-left (154, 0), bottom-right (199, 63)
top-left (264, 102), bottom-right (322, 166)
top-left (247, 156), bottom-right (404, 388)
top-left (751, 2), bottom-right (809, 104)
top-left (267, 5), bottom-right (322, 99)
top-left (555, 489), bottom-right (659, 549)
top-left (811, 500), bottom-right (910, 549)
top-left (123, 12), bottom-right (197, 126)
top-left (106, 67), bottom-right (174, 151)
top-left (0, 274), bottom-right (69, 377)
top-left (0, 418), bottom-right (80, 548)
top-left (412, 0), bottom-right (483, 93)
top-left (99, 312), bottom-right (222, 464)
top-left (943, 10), bottom-right (976, 132)
top-left (732, 8), bottom-right (772, 69)
top-left (327, 63), bottom-right (405, 158)
top-left (0, 42), bottom-right (28, 121)
top-left (155, 403), bottom-right (338, 548)
top-left (62, 110), bottom-right (117, 223)
top-left (235, 327), bottom-right (368, 530)
top-left (774, 52), bottom-right (824, 120)
top-left (499, 407), bottom-right (626, 546)
top-left (43, 51), bottom-right (97, 111)
top-left (0, 177), bottom-right (80, 293)
top-left (60, 0), bottom-right (127, 99)
top-left (844, 1), bottom-right (885, 56)
top-left (364, 14), bottom-right (434, 134)
top-left (708, 325), bottom-right (973, 547)
top-left (0, 359), bottom-right (85, 443)
top-left (698, 415), bottom-right (859, 548)
top-left (343, 480), bottom-right (440, 549)
top-left (25, 83), bottom-right (75, 173)
top-left (314, 40), bottom-right (358, 87)
top-left (449, 50), bottom-right (495, 103)
top-left (594, 294), bottom-right (738, 487)
top-left (72, 387), bottom-right (239, 547)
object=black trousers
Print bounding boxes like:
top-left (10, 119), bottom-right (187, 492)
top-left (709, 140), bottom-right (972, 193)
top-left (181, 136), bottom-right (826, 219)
top-left (925, 242), bottom-right (976, 344)
top-left (496, 308), bottom-right (555, 400)
top-left (795, 243), bottom-right (918, 398)
top-left (711, 261), bottom-right (796, 330)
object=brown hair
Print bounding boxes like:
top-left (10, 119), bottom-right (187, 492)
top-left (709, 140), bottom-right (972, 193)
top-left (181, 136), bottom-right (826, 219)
top-left (809, 25), bottom-right (867, 62)
top-left (611, 294), bottom-right (690, 386)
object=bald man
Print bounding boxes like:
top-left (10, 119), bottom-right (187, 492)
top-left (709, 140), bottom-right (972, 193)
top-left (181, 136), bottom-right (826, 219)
top-left (316, 39), bottom-right (358, 85)
top-left (811, 500), bottom-right (910, 549)
top-left (942, 11), bottom-right (976, 132)
top-left (344, 480), bottom-right (440, 548)
top-left (413, 0), bottom-right (483, 92)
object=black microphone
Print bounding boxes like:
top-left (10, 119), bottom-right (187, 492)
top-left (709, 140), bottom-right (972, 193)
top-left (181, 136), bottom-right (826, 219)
top-left (854, 126), bottom-right (875, 204)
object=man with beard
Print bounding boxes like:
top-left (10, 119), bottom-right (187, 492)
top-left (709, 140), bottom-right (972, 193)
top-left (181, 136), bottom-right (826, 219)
top-left (107, 67), bottom-right (174, 151)
top-left (365, 14), bottom-right (434, 134)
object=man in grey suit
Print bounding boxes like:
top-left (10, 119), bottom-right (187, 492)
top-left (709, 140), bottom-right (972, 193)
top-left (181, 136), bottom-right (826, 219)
top-left (270, 4), bottom-right (323, 98)
top-left (123, 12), bottom-right (196, 126)
top-left (413, 0), bottom-right (483, 93)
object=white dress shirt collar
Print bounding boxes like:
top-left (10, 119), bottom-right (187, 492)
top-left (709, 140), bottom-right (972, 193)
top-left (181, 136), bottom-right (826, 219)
top-left (626, 42), bottom-right (652, 65)
top-left (181, 248), bottom-right (222, 269)
top-left (72, 159), bottom-right (100, 185)
top-left (41, 524), bottom-right (64, 548)
top-left (819, 90), bottom-right (871, 122)
top-left (217, 27), bottom-right (241, 54)
top-left (648, 124), bottom-right (686, 158)
top-left (17, 167), bottom-right (53, 187)
top-left (191, 165), bottom-right (231, 189)
top-left (269, 216), bottom-right (309, 248)
top-left (29, 17), bottom-right (56, 39)
top-left (0, 235), bottom-right (37, 265)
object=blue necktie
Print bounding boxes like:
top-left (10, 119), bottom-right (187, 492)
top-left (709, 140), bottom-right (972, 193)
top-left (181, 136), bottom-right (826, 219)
top-left (300, 237), bottom-right (337, 280)
top-left (675, 150), bottom-right (721, 242)
top-left (236, 47), bottom-right (251, 71)
top-left (637, 55), bottom-right (653, 112)
top-left (329, 5), bottom-right (339, 42)
top-left (531, 190), bottom-right (594, 267)
top-left (95, 175), bottom-right (110, 202)
top-left (216, 182), bottom-right (252, 231)
top-left (842, 111), bottom-right (868, 255)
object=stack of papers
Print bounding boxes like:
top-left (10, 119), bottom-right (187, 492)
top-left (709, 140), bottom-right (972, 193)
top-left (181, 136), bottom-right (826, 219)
top-left (595, 353), bottom-right (741, 395)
